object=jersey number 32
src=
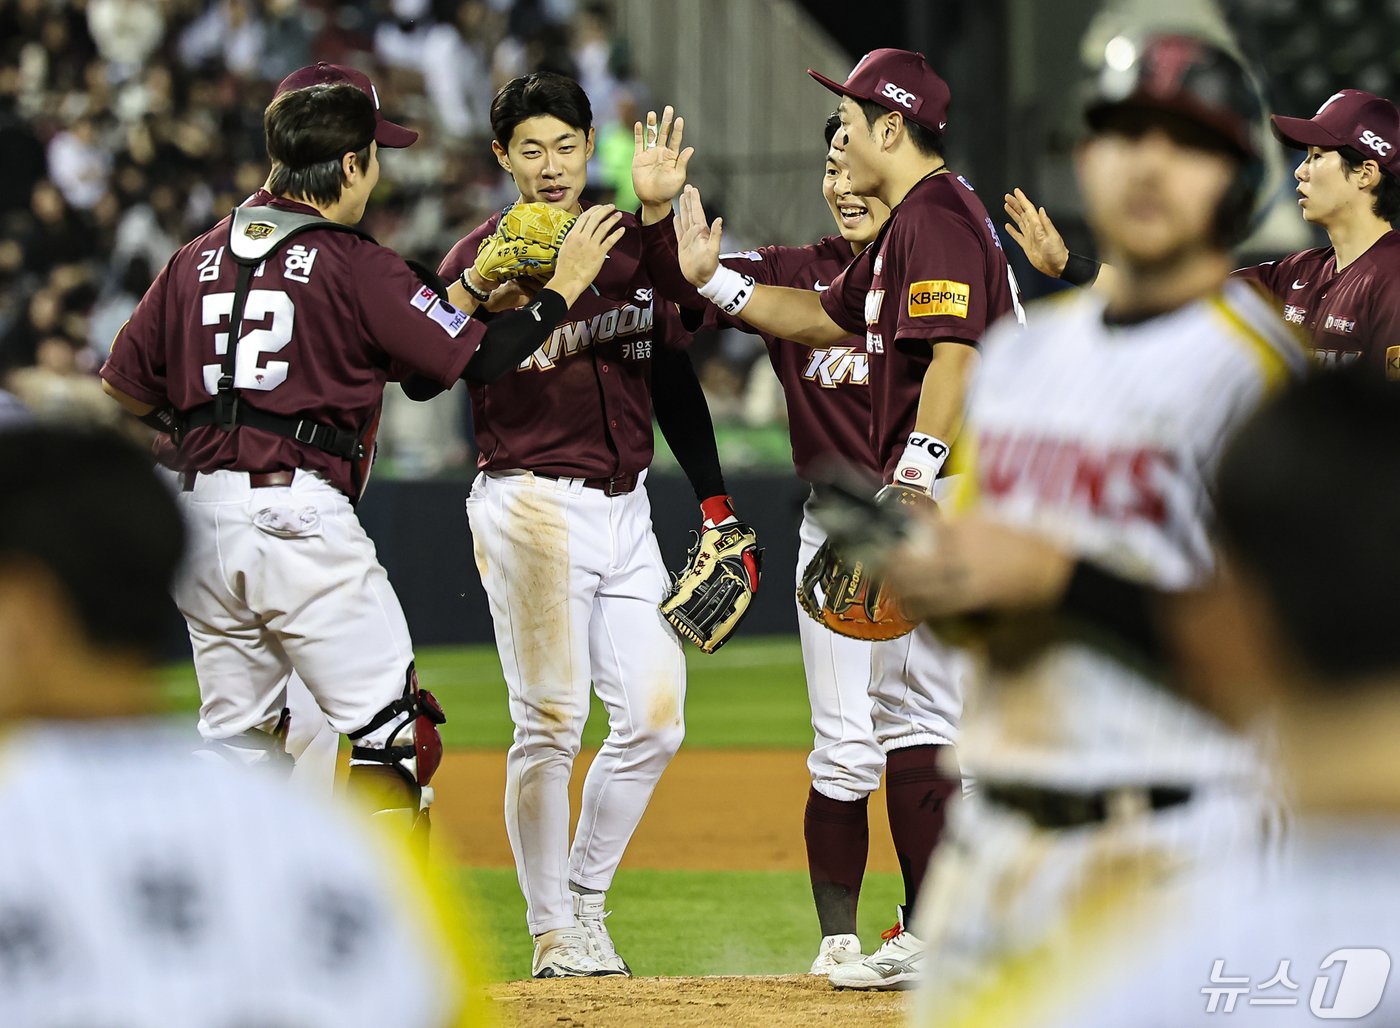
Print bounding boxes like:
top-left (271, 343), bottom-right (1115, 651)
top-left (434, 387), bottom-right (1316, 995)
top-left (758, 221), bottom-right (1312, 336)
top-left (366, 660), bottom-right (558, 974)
top-left (200, 289), bottom-right (295, 395)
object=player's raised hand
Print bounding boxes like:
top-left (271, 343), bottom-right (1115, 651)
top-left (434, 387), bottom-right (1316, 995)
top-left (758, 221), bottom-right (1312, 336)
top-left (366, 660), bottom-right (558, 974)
top-left (632, 106), bottom-right (694, 214)
top-left (485, 278), bottom-right (540, 312)
top-left (676, 185), bottom-right (722, 287)
top-left (1003, 187), bottom-right (1070, 278)
top-left (548, 204), bottom-right (625, 304)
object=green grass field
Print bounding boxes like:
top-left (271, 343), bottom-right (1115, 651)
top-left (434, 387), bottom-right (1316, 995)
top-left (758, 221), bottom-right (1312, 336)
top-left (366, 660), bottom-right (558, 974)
top-left (160, 637), bottom-right (904, 980)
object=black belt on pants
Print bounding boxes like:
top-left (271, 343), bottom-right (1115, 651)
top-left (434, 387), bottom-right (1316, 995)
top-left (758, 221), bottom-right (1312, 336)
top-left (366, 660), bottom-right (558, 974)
top-left (984, 782), bottom-right (1193, 830)
top-left (535, 471), bottom-right (639, 496)
top-left (180, 470), bottom-right (296, 492)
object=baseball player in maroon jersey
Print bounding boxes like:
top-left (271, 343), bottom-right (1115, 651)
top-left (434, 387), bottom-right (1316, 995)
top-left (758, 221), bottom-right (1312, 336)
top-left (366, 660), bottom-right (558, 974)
top-left (670, 49), bottom-right (1025, 989)
top-left (1007, 90), bottom-right (1400, 377)
top-left (98, 68), bottom-right (626, 836)
top-left (635, 108), bottom-right (896, 973)
top-left (437, 72), bottom-right (744, 980)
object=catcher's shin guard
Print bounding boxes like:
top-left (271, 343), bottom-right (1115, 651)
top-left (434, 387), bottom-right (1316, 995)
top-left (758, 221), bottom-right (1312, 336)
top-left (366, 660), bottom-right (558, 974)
top-left (347, 663), bottom-right (446, 845)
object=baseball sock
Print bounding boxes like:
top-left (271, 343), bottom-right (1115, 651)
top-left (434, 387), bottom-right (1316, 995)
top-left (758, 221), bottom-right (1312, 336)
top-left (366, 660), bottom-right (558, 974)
top-left (804, 788), bottom-right (869, 937)
top-left (884, 744), bottom-right (961, 921)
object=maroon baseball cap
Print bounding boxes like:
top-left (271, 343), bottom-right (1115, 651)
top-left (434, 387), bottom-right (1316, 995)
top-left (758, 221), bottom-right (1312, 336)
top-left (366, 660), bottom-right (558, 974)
top-left (808, 48), bottom-right (950, 133)
top-left (1271, 89), bottom-right (1400, 175)
top-left (273, 62), bottom-right (418, 148)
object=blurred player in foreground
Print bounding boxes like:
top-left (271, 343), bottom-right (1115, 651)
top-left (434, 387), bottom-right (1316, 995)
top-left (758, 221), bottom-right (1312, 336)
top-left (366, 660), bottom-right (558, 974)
top-left (913, 371), bottom-right (1400, 1026)
top-left (1006, 88), bottom-right (1400, 377)
top-left (0, 425), bottom-right (482, 1026)
top-left (438, 72), bottom-right (751, 980)
top-left (634, 107), bottom-right (892, 973)
top-left (671, 48), bottom-right (1023, 989)
top-left (875, 30), bottom-right (1308, 1012)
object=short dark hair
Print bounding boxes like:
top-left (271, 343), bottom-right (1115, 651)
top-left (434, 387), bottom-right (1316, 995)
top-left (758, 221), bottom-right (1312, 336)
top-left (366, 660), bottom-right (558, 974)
top-left (264, 84), bottom-right (376, 207)
top-left (824, 112), bottom-right (841, 148)
top-left (1216, 370), bottom-right (1400, 685)
top-left (0, 426), bottom-right (184, 661)
top-left (856, 98), bottom-right (944, 157)
top-left (1336, 145), bottom-right (1400, 223)
top-left (491, 72), bottom-right (592, 146)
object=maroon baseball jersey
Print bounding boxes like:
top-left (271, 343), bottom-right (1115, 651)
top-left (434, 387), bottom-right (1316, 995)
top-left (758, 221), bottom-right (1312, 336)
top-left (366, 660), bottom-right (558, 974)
top-left (640, 215), bottom-right (879, 482)
top-left (102, 191), bottom-right (481, 498)
top-left (439, 206), bottom-right (689, 479)
top-left (820, 172), bottom-right (1020, 481)
top-left (1232, 230), bottom-right (1400, 379)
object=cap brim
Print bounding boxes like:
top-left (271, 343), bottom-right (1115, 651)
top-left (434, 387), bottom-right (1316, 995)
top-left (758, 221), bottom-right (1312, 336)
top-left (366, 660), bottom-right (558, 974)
top-left (1270, 114), bottom-right (1344, 152)
top-left (808, 68), bottom-right (862, 101)
top-left (375, 119), bottom-right (418, 148)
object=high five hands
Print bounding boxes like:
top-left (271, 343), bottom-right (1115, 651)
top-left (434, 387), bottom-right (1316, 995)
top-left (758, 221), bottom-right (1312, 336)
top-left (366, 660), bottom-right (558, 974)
top-left (674, 185), bottom-right (723, 287)
top-left (633, 106), bottom-right (694, 221)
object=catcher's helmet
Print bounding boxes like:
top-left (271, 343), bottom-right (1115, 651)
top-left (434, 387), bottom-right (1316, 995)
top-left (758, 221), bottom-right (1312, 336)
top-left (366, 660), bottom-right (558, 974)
top-left (1084, 33), bottom-right (1267, 245)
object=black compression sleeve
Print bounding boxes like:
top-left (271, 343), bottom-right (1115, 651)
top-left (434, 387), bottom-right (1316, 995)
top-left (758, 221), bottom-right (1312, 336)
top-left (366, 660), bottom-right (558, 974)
top-left (462, 289), bottom-right (569, 384)
top-left (1059, 559), bottom-right (1165, 663)
top-left (1061, 252), bottom-right (1101, 287)
top-left (651, 343), bottom-right (726, 500)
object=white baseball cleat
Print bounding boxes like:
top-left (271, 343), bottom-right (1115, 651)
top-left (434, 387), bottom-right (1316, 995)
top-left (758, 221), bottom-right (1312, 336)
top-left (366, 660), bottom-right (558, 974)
top-left (809, 933), bottom-right (864, 975)
top-left (827, 907), bottom-right (924, 990)
top-left (572, 891), bottom-right (632, 976)
top-left (531, 927), bottom-right (609, 979)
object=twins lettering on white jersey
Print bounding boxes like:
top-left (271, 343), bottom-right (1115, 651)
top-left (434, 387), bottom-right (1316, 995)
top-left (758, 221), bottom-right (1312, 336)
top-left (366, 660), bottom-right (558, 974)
top-left (802, 346), bottom-right (869, 387)
top-left (978, 430), bottom-right (1174, 526)
top-left (520, 303), bottom-right (655, 371)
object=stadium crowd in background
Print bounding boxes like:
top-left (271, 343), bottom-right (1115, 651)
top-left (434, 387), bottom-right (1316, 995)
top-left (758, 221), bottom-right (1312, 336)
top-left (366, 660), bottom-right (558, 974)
top-left (0, 0), bottom-right (703, 474)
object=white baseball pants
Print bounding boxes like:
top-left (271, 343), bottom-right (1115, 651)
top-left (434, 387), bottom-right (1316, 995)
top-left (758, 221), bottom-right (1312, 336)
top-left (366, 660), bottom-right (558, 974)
top-left (174, 469), bottom-right (415, 750)
top-left (467, 470), bottom-right (686, 935)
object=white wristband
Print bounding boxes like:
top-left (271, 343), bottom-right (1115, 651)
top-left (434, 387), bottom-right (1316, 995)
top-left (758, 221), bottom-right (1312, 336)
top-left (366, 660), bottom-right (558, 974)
top-left (697, 265), bottom-right (756, 315)
top-left (892, 433), bottom-right (951, 493)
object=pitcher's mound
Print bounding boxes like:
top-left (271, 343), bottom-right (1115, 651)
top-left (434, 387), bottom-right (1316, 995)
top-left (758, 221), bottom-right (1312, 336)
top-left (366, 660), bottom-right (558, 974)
top-left (488, 973), bottom-right (909, 1027)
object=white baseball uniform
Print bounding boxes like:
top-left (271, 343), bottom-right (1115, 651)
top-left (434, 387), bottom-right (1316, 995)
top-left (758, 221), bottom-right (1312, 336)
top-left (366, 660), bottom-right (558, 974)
top-left (913, 280), bottom-right (1307, 1004)
top-left (0, 721), bottom-right (475, 1026)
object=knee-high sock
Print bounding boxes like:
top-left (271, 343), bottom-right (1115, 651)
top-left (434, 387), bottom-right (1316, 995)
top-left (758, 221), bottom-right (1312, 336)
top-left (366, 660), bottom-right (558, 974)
top-left (804, 787), bottom-right (870, 937)
top-left (885, 745), bottom-right (960, 917)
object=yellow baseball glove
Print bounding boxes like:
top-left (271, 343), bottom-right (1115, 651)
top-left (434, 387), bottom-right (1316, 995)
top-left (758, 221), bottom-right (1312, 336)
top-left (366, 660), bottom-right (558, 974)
top-left (473, 201), bottom-right (577, 283)
top-left (660, 521), bottom-right (763, 653)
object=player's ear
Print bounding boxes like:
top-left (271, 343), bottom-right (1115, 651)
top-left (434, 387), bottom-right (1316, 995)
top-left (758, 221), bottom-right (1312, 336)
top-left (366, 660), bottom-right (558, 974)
top-left (491, 139), bottom-right (511, 174)
top-left (340, 150), bottom-right (358, 183)
top-left (584, 127), bottom-right (596, 161)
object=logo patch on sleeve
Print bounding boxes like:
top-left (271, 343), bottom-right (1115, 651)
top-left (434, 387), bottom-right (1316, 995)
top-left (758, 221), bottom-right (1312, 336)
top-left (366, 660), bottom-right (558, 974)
top-left (908, 280), bottom-right (970, 318)
top-left (410, 285), bottom-right (437, 311)
top-left (427, 299), bottom-right (469, 337)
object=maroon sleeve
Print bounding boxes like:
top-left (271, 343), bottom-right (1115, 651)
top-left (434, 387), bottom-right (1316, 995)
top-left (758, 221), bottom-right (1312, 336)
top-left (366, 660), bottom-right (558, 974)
top-left (354, 244), bottom-right (483, 388)
top-left (1230, 260), bottom-right (1285, 296)
top-left (820, 244), bottom-right (872, 336)
top-left (891, 208), bottom-right (991, 344)
top-left (1363, 278), bottom-right (1400, 376)
top-left (100, 258), bottom-right (173, 406)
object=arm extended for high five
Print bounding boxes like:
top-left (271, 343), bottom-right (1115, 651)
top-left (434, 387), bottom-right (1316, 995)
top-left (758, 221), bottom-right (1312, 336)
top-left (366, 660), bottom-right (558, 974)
top-left (674, 185), bottom-right (851, 346)
top-left (1003, 187), bottom-right (1119, 292)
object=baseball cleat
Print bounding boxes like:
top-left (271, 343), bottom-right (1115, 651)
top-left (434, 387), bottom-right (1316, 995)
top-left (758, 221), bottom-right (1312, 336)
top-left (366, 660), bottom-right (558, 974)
top-left (572, 891), bottom-right (632, 976)
top-left (827, 907), bottom-right (924, 990)
top-left (809, 933), bottom-right (864, 975)
top-left (531, 927), bottom-right (612, 978)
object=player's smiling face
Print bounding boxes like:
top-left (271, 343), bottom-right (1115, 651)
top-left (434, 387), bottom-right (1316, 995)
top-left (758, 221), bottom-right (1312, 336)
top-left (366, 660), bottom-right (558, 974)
top-left (493, 115), bottom-right (595, 213)
top-left (823, 147), bottom-right (889, 248)
top-left (1078, 109), bottom-right (1236, 267)
top-left (833, 98), bottom-right (882, 196)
